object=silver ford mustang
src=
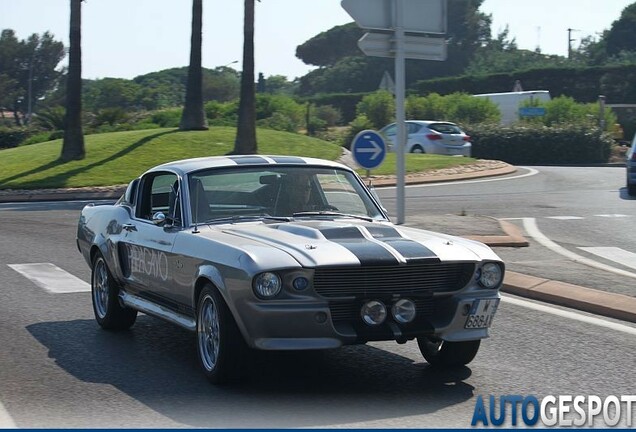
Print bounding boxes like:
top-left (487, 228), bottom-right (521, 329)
top-left (77, 155), bottom-right (504, 383)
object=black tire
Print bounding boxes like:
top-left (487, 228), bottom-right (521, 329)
top-left (628, 183), bottom-right (636, 196)
top-left (417, 337), bottom-right (480, 368)
top-left (196, 284), bottom-right (246, 384)
top-left (411, 145), bottom-right (425, 154)
top-left (91, 252), bottom-right (137, 330)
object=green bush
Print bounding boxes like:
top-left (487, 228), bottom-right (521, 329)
top-left (465, 123), bottom-right (614, 164)
top-left (406, 93), bottom-right (500, 124)
top-left (151, 108), bottom-right (182, 127)
top-left (343, 114), bottom-right (374, 149)
top-left (0, 127), bottom-right (29, 149)
top-left (21, 131), bottom-right (62, 146)
top-left (356, 91), bottom-right (395, 129)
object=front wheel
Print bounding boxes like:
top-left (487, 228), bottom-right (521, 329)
top-left (91, 252), bottom-right (137, 330)
top-left (417, 337), bottom-right (480, 368)
top-left (196, 285), bottom-right (245, 384)
top-left (628, 182), bottom-right (636, 196)
top-left (410, 145), bottom-right (425, 154)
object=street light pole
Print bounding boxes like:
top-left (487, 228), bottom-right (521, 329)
top-left (567, 28), bottom-right (579, 59)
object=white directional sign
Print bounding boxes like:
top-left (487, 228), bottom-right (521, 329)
top-left (341, 0), bottom-right (446, 34)
top-left (358, 32), bottom-right (447, 61)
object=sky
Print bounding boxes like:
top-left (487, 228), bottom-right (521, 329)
top-left (1, 0), bottom-right (633, 81)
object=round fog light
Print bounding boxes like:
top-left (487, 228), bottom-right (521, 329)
top-left (361, 300), bottom-right (387, 326)
top-left (292, 276), bottom-right (309, 291)
top-left (391, 299), bottom-right (416, 323)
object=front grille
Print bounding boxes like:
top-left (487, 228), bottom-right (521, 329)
top-left (313, 262), bottom-right (475, 298)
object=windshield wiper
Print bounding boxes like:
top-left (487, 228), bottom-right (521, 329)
top-left (291, 211), bottom-right (373, 222)
top-left (202, 215), bottom-right (292, 224)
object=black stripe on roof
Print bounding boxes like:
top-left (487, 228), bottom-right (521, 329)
top-left (227, 155), bottom-right (270, 165)
top-left (269, 156), bottom-right (307, 164)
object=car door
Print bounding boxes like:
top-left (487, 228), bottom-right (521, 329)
top-left (119, 171), bottom-right (182, 305)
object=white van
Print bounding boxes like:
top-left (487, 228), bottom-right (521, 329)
top-left (473, 90), bottom-right (551, 125)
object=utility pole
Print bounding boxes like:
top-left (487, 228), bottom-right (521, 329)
top-left (567, 28), bottom-right (579, 59)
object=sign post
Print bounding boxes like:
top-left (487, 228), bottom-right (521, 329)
top-left (341, 0), bottom-right (447, 224)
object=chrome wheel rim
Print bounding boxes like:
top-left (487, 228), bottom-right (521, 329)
top-left (198, 294), bottom-right (220, 372)
top-left (92, 258), bottom-right (109, 319)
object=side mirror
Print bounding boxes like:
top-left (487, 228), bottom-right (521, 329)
top-left (152, 212), bottom-right (166, 225)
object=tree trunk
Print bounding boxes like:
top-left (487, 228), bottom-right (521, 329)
top-left (232, 0), bottom-right (257, 154)
top-left (60, 0), bottom-right (85, 161)
top-left (179, 0), bottom-right (208, 131)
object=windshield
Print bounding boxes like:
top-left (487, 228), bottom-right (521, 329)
top-left (187, 166), bottom-right (385, 224)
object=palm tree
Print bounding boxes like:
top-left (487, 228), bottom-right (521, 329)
top-left (179, 0), bottom-right (208, 130)
top-left (60, 0), bottom-right (85, 161)
top-left (232, 0), bottom-right (257, 154)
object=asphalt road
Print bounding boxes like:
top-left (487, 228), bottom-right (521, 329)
top-left (1, 166), bottom-right (635, 428)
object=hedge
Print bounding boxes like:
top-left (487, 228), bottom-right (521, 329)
top-left (412, 64), bottom-right (636, 104)
top-left (465, 124), bottom-right (614, 165)
top-left (0, 128), bottom-right (29, 149)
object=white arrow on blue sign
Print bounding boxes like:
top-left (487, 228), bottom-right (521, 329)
top-left (351, 129), bottom-right (386, 170)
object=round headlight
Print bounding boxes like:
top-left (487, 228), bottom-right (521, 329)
top-left (479, 263), bottom-right (503, 289)
top-left (253, 272), bottom-right (282, 298)
top-left (360, 300), bottom-right (387, 326)
top-left (391, 299), bottom-right (416, 324)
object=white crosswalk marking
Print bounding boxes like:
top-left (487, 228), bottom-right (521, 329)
top-left (546, 216), bottom-right (584, 220)
top-left (578, 247), bottom-right (636, 271)
top-left (595, 214), bottom-right (631, 218)
top-left (8, 263), bottom-right (90, 293)
top-left (0, 400), bottom-right (16, 428)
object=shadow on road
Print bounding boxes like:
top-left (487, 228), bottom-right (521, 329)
top-left (27, 316), bottom-right (475, 428)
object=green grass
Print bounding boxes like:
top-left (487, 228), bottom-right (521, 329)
top-left (357, 153), bottom-right (476, 176)
top-left (0, 127), bottom-right (476, 190)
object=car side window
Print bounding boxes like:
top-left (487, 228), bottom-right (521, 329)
top-left (136, 172), bottom-right (180, 225)
top-left (429, 123), bottom-right (461, 134)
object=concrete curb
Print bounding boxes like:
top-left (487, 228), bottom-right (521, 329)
top-left (503, 271), bottom-right (636, 324)
top-left (466, 219), bottom-right (529, 248)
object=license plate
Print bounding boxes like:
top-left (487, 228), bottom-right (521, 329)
top-left (464, 299), bottom-right (499, 329)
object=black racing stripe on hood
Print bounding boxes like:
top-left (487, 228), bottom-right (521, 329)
top-left (228, 155), bottom-right (269, 165)
top-left (269, 156), bottom-right (307, 164)
top-left (366, 225), bottom-right (439, 261)
top-left (320, 226), bottom-right (400, 266)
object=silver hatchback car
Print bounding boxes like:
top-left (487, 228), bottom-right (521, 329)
top-left (380, 120), bottom-right (472, 157)
top-left (627, 133), bottom-right (636, 196)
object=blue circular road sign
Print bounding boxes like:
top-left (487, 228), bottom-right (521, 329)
top-left (351, 129), bottom-right (386, 170)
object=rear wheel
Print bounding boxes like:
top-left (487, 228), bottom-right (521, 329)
top-left (411, 145), bottom-right (425, 154)
top-left (196, 284), bottom-right (245, 384)
top-left (417, 337), bottom-right (480, 368)
top-left (91, 252), bottom-right (137, 330)
top-left (628, 181), bottom-right (636, 196)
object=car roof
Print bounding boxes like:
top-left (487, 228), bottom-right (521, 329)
top-left (383, 120), bottom-right (458, 128)
top-left (146, 155), bottom-right (350, 177)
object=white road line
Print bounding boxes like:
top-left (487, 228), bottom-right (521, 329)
top-left (502, 295), bottom-right (636, 336)
top-left (0, 401), bottom-right (16, 428)
top-left (579, 247), bottom-right (636, 271)
top-left (546, 216), bottom-right (584, 220)
top-left (388, 167), bottom-right (540, 189)
top-left (522, 218), bottom-right (636, 280)
top-left (8, 263), bottom-right (90, 293)
top-left (595, 214), bottom-right (631, 218)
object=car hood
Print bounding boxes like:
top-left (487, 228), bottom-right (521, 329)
top-left (204, 220), bottom-right (500, 268)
